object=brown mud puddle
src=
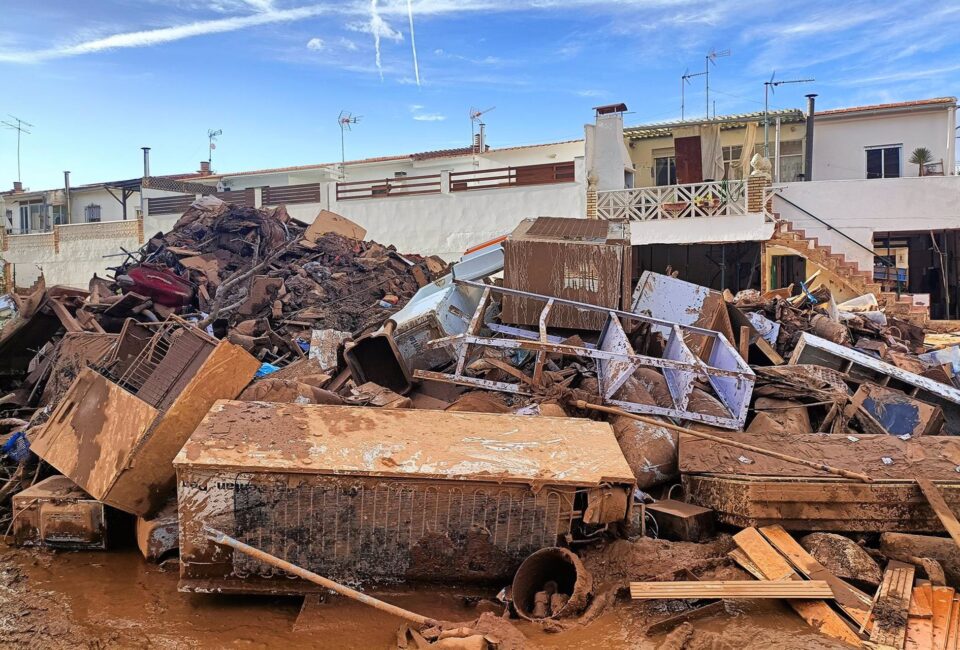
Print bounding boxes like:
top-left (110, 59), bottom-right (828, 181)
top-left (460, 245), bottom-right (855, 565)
top-left (2, 546), bottom-right (851, 649)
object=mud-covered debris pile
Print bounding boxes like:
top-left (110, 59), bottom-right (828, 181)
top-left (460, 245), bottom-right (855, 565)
top-left (107, 197), bottom-right (447, 361)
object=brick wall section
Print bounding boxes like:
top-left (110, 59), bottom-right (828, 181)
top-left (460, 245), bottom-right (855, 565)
top-left (747, 174), bottom-right (772, 214)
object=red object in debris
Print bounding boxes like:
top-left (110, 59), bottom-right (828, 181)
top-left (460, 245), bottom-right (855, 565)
top-left (125, 266), bottom-right (195, 307)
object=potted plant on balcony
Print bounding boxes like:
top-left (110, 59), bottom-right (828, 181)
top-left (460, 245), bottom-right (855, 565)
top-left (693, 191), bottom-right (722, 215)
top-left (909, 147), bottom-right (933, 177)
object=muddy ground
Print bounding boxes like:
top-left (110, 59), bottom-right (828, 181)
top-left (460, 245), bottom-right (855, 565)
top-left (0, 539), bottom-right (858, 650)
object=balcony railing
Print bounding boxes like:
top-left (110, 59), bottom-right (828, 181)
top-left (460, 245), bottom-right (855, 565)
top-left (336, 174), bottom-right (441, 201)
top-left (597, 180), bottom-right (748, 221)
top-left (449, 161), bottom-right (575, 191)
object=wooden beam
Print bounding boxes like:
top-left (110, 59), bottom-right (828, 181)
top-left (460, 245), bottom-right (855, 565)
top-left (918, 479), bottom-right (960, 552)
top-left (732, 528), bottom-right (861, 645)
top-left (630, 580), bottom-right (834, 599)
top-left (759, 524), bottom-right (872, 627)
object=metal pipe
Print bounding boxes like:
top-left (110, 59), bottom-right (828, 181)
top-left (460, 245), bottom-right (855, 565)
top-left (63, 171), bottom-right (71, 225)
top-left (206, 528), bottom-right (443, 627)
top-left (805, 94), bottom-right (817, 181)
top-left (574, 400), bottom-right (873, 482)
top-left (142, 147), bottom-right (151, 178)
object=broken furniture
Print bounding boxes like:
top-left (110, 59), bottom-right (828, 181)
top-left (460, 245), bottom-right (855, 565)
top-left (416, 281), bottom-right (754, 429)
top-left (344, 237), bottom-right (503, 394)
top-left (12, 475), bottom-right (106, 549)
top-left (645, 499), bottom-right (715, 542)
top-left (30, 318), bottom-right (259, 516)
top-left (175, 401), bottom-right (635, 594)
top-left (790, 332), bottom-right (960, 434)
top-left (500, 217), bottom-right (631, 331)
top-left (845, 382), bottom-right (945, 437)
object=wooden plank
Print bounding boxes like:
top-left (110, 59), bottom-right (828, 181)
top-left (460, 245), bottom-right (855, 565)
top-left (732, 528), bottom-right (861, 645)
top-left (933, 587), bottom-right (956, 650)
top-left (918, 479), bottom-right (960, 552)
top-left (728, 548), bottom-right (765, 581)
top-left (910, 584), bottom-right (934, 618)
top-left (946, 597), bottom-right (960, 650)
top-left (683, 474), bottom-right (960, 533)
top-left (680, 431), bottom-right (960, 480)
top-left (759, 524), bottom-right (873, 626)
top-left (629, 580), bottom-right (834, 599)
top-left (870, 560), bottom-right (916, 650)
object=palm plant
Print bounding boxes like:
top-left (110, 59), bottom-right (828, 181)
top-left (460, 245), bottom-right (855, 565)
top-left (909, 147), bottom-right (933, 176)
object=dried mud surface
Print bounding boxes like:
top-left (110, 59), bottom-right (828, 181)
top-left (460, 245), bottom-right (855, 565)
top-left (1, 542), bottom-right (853, 649)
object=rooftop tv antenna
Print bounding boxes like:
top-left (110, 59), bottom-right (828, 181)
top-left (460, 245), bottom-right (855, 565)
top-left (207, 128), bottom-right (222, 168)
top-left (469, 106), bottom-right (495, 157)
top-left (1, 114), bottom-right (33, 183)
top-left (705, 48), bottom-right (730, 118)
top-left (681, 68), bottom-right (706, 121)
top-left (763, 73), bottom-right (814, 156)
top-left (338, 111), bottom-right (361, 179)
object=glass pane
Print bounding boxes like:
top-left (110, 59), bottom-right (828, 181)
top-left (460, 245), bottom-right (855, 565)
top-left (883, 147), bottom-right (900, 178)
top-left (780, 140), bottom-right (803, 155)
top-left (780, 155), bottom-right (804, 182)
top-left (866, 149), bottom-right (883, 178)
top-left (655, 157), bottom-right (676, 186)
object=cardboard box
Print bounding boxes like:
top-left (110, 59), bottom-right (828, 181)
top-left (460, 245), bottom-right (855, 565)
top-left (501, 217), bottom-right (631, 330)
top-left (176, 401), bottom-right (635, 593)
top-left (12, 476), bottom-right (106, 549)
top-left (31, 321), bottom-right (260, 517)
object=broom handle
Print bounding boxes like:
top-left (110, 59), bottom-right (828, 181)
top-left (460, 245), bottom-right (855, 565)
top-left (574, 400), bottom-right (873, 483)
top-left (207, 528), bottom-right (440, 626)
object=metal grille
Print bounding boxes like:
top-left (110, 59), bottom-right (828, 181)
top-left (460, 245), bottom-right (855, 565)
top-left (111, 319), bottom-right (215, 410)
top-left (206, 475), bottom-right (578, 583)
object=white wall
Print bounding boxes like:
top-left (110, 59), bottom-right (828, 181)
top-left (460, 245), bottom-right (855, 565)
top-left (771, 176), bottom-right (960, 270)
top-left (813, 107), bottom-right (956, 181)
top-left (328, 170), bottom-right (586, 260)
top-left (2, 220), bottom-right (141, 288)
top-left (68, 187), bottom-right (139, 223)
top-left (629, 214), bottom-right (774, 246)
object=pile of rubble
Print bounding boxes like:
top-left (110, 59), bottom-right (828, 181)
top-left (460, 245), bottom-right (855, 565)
top-left (3, 210), bottom-right (960, 648)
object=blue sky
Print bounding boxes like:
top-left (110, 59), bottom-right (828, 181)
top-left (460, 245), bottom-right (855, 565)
top-left (1, 0), bottom-right (958, 189)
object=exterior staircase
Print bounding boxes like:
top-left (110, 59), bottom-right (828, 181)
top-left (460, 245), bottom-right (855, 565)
top-left (770, 218), bottom-right (929, 322)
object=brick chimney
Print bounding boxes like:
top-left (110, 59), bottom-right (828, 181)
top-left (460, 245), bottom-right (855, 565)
top-left (12, 181), bottom-right (22, 193)
top-left (199, 161), bottom-right (211, 174)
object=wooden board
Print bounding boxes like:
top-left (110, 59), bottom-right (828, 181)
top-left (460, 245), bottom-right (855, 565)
top-left (946, 597), bottom-right (960, 650)
top-left (684, 474), bottom-right (960, 533)
top-left (910, 584), bottom-right (934, 618)
top-left (680, 431), bottom-right (960, 480)
top-left (30, 368), bottom-right (159, 502)
top-left (918, 479), bottom-right (960, 552)
top-left (933, 587), bottom-right (956, 650)
top-left (759, 524), bottom-right (873, 627)
top-left (870, 560), bottom-right (916, 650)
top-left (728, 548), bottom-right (765, 581)
top-left (732, 528), bottom-right (861, 645)
top-left (630, 580), bottom-right (834, 599)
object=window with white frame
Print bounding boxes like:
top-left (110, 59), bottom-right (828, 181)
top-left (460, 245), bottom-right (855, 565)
top-left (51, 204), bottom-right (67, 225)
top-left (779, 140), bottom-right (804, 182)
top-left (866, 145), bottom-right (901, 179)
top-left (722, 145), bottom-right (743, 180)
top-left (84, 203), bottom-right (101, 222)
top-left (654, 155), bottom-right (677, 186)
top-left (18, 201), bottom-right (46, 233)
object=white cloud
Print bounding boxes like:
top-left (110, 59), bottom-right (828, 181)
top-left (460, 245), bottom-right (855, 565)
top-left (409, 104), bottom-right (424, 111)
top-left (339, 37), bottom-right (359, 51)
top-left (413, 113), bottom-right (446, 121)
top-left (0, 4), bottom-right (330, 63)
top-left (576, 89), bottom-right (605, 97)
top-left (306, 37), bottom-right (324, 50)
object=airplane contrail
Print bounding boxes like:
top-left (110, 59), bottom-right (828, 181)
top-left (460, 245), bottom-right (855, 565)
top-left (407, 0), bottom-right (421, 86)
